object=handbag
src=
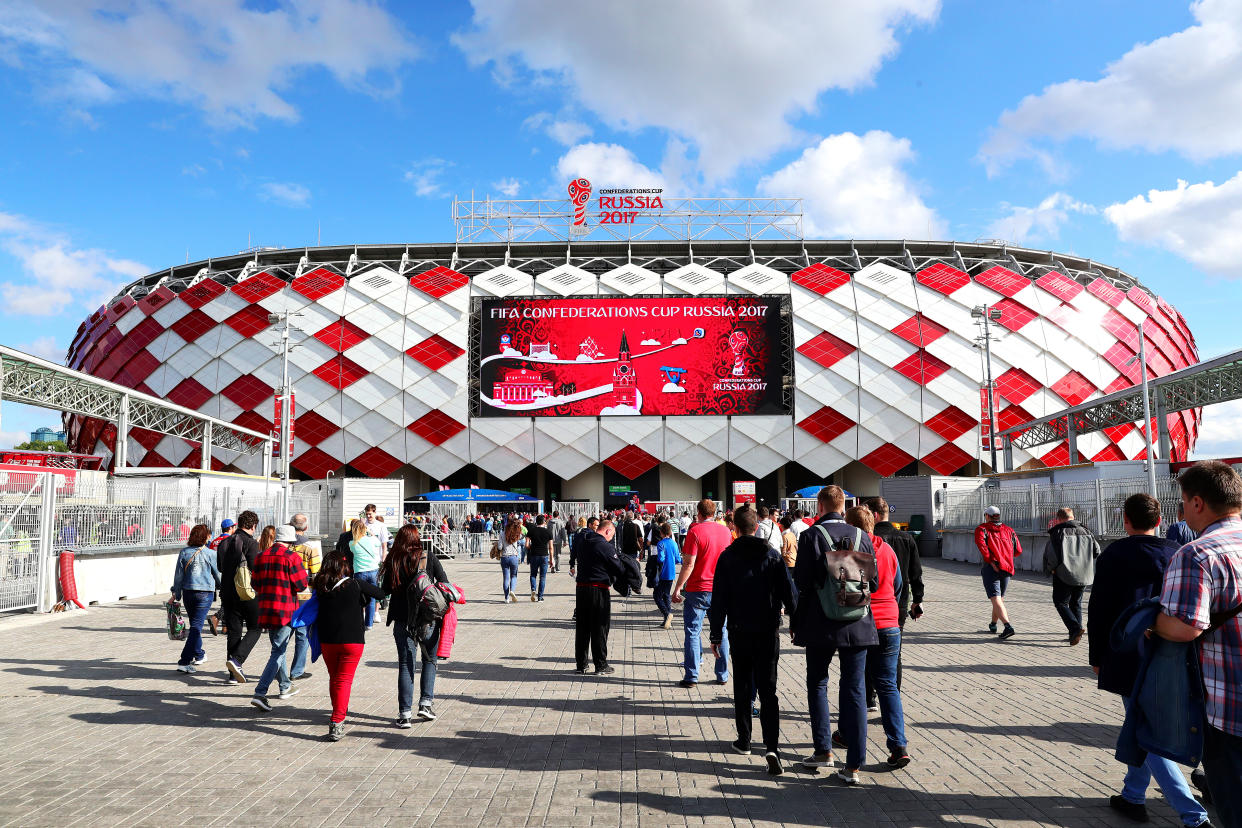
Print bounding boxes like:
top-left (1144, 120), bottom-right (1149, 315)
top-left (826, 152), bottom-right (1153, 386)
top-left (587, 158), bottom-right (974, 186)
top-left (490, 541), bottom-right (501, 560)
top-left (234, 558), bottom-right (256, 601)
top-left (164, 599), bottom-right (187, 641)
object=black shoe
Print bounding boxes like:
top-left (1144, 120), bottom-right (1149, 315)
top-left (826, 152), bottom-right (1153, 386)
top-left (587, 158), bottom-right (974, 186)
top-left (765, 751), bottom-right (783, 776)
top-left (417, 705), bottom-right (437, 721)
top-left (988, 622), bottom-right (998, 634)
top-left (596, 665), bottom-right (616, 675)
top-left (677, 679), bottom-right (697, 688)
top-left (395, 716), bottom-right (413, 729)
top-left (715, 678), bottom-right (727, 685)
top-left (998, 626), bottom-right (1015, 640)
top-left (1109, 795), bottom-right (1149, 822)
top-left (730, 739), bottom-right (750, 755)
top-left (831, 730), bottom-right (848, 749)
top-left (291, 672), bottom-right (312, 681)
top-left (574, 667), bottom-right (587, 674)
top-left (886, 747), bottom-right (910, 769)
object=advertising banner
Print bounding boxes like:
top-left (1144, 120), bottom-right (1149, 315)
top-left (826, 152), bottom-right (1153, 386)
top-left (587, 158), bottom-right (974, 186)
top-left (475, 296), bottom-right (790, 417)
top-left (733, 480), bottom-right (756, 508)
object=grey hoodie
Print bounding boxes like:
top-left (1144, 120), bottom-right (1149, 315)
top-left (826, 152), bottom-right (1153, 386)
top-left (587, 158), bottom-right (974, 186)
top-left (1044, 520), bottom-right (1101, 586)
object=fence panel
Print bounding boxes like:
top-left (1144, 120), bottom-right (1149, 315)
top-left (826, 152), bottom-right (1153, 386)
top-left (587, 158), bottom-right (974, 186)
top-left (0, 474), bottom-right (46, 611)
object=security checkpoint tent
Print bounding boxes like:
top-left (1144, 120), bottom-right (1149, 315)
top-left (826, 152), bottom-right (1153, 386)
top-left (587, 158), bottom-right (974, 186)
top-left (415, 488), bottom-right (543, 522)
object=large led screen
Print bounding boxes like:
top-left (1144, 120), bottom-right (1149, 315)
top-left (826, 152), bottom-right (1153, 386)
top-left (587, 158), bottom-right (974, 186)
top-left (474, 296), bottom-right (790, 417)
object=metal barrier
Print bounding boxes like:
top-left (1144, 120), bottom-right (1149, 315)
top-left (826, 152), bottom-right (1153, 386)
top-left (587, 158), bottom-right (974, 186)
top-left (551, 502), bottom-right (599, 524)
top-left (0, 474), bottom-right (49, 612)
top-left (421, 531), bottom-right (495, 560)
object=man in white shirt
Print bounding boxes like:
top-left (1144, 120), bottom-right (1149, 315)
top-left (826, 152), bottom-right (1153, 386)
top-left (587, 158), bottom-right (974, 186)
top-left (753, 506), bottom-right (782, 553)
top-left (788, 509), bottom-right (809, 540)
top-left (363, 504), bottom-right (390, 553)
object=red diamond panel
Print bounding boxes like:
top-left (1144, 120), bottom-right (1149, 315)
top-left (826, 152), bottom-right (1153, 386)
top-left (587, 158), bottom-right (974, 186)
top-left (1103, 309), bottom-right (1139, 350)
top-left (891, 313), bottom-right (948, 348)
top-left (925, 405), bottom-right (977, 440)
top-left (178, 278), bottom-right (226, 309)
top-left (860, 443), bottom-right (916, 477)
top-left (1043, 301), bottom-right (1079, 334)
top-left (167, 377), bottom-right (213, 410)
top-left (221, 374), bottom-right (273, 410)
top-left (232, 410), bottom-right (272, 436)
top-left (993, 297), bottom-right (1037, 331)
top-left (797, 406), bottom-right (855, 443)
top-left (1051, 371), bottom-right (1096, 406)
top-left (171, 309), bottom-right (217, 343)
top-left (292, 411), bottom-right (339, 446)
top-left (106, 296), bottom-right (136, 323)
top-left (916, 263), bottom-right (970, 295)
top-left (1087, 278), bottom-right (1125, 308)
top-left (893, 350), bottom-right (950, 385)
top-left (1104, 342), bottom-right (1140, 382)
top-left (349, 447), bottom-right (403, 478)
top-left (1126, 287), bottom-right (1156, 316)
top-left (292, 447), bottom-right (343, 479)
top-left (409, 266), bottom-right (468, 300)
top-left (138, 286), bottom-right (176, 314)
top-left (312, 355), bottom-right (368, 389)
top-left (408, 410), bottom-right (466, 445)
top-left (1034, 270), bottom-right (1083, 302)
top-left (115, 351), bottom-right (161, 388)
top-left (314, 318), bottom-right (370, 352)
top-left (225, 304), bottom-right (273, 338)
top-left (405, 334), bottom-right (465, 371)
top-left (994, 367), bottom-right (1041, 404)
top-left (996, 404), bottom-right (1034, 433)
top-left (1041, 442), bottom-right (1071, 467)
top-left (921, 442), bottom-right (974, 475)
top-left (603, 445), bottom-right (660, 480)
top-left (1092, 443), bottom-right (1126, 463)
top-left (139, 451), bottom-right (175, 468)
top-left (130, 427), bottom-right (164, 451)
top-left (231, 271), bottom-right (286, 303)
top-left (975, 266), bottom-right (1028, 298)
top-left (791, 263), bottom-right (851, 296)
top-left (292, 267), bottom-right (345, 301)
top-left (797, 332), bottom-right (856, 370)
top-left (180, 452), bottom-right (226, 472)
top-left (1104, 423), bottom-right (1137, 443)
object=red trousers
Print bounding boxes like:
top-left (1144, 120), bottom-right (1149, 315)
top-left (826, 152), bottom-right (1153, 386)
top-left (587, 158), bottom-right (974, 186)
top-left (320, 642), bottom-right (364, 723)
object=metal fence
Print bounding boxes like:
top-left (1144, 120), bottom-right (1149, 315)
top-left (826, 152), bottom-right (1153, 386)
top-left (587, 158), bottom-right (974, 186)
top-left (942, 475), bottom-right (1182, 540)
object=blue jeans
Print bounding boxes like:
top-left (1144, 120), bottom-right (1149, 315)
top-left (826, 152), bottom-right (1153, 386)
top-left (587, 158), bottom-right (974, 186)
top-left (395, 624), bottom-right (439, 714)
top-left (177, 589), bottom-right (212, 666)
top-left (682, 591), bottom-right (728, 682)
top-left (290, 624), bottom-right (308, 678)
top-left (806, 643), bottom-right (867, 769)
top-left (355, 569), bottom-right (379, 628)
top-left (654, 580), bottom-right (673, 616)
top-left (870, 627), bottom-right (907, 752)
top-left (529, 555), bottom-right (549, 598)
top-left (1205, 724), bottom-right (1242, 828)
top-left (501, 556), bottom-right (519, 597)
top-left (254, 625), bottom-right (293, 698)
top-left (1119, 696), bottom-right (1208, 825)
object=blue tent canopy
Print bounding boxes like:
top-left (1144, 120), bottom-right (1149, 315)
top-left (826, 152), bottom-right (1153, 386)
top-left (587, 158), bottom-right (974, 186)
top-left (418, 488), bottom-right (539, 502)
top-left (791, 485), bottom-right (855, 499)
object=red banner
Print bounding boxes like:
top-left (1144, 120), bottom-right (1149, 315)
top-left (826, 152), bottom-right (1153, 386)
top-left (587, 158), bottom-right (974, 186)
top-left (475, 296), bottom-right (789, 417)
top-left (980, 387), bottom-right (993, 451)
top-left (273, 394), bottom-right (295, 456)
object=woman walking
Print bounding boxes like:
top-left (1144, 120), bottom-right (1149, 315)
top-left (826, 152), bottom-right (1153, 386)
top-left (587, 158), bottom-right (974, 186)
top-left (313, 552), bottom-right (386, 741)
top-left (258, 524), bottom-right (276, 553)
top-left (380, 525), bottom-right (449, 725)
top-left (348, 518), bottom-right (383, 629)
top-left (498, 520), bottom-right (524, 603)
top-left (170, 524), bottom-right (221, 673)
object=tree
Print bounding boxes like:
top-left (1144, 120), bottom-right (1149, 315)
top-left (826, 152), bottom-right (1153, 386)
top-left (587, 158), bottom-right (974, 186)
top-left (14, 440), bottom-right (69, 453)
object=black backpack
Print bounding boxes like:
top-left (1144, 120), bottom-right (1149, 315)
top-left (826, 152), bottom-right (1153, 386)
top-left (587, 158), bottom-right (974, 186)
top-left (404, 562), bottom-right (449, 642)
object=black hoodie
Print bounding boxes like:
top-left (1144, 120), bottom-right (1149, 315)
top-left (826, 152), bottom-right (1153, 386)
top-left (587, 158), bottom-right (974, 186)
top-left (707, 534), bottom-right (798, 643)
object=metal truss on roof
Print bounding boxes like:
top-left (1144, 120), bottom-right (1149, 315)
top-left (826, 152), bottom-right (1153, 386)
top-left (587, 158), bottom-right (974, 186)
top-left (0, 345), bottom-right (273, 464)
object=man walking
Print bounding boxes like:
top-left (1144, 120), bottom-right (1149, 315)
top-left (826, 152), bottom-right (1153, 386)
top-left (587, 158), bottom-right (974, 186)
top-left (975, 505), bottom-right (1022, 640)
top-left (1044, 507), bottom-right (1100, 646)
top-left (1155, 461), bottom-right (1242, 826)
top-left (284, 520), bottom-right (319, 681)
top-left (572, 519), bottom-right (626, 675)
top-left (217, 511), bottom-right (261, 683)
top-left (1088, 493), bottom-right (1210, 828)
top-left (249, 525), bottom-right (309, 711)
top-left (527, 514), bottom-right (553, 602)
top-left (708, 506), bottom-right (797, 775)
top-left (549, 510), bottom-right (566, 573)
top-left (672, 498), bottom-right (733, 688)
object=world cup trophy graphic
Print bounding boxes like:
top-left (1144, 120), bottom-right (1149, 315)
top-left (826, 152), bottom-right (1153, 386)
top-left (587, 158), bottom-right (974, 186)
top-left (727, 330), bottom-right (749, 377)
top-left (568, 178), bottom-right (591, 236)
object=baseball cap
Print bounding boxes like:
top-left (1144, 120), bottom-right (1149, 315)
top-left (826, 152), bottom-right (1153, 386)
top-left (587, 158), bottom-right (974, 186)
top-left (221, 518), bottom-right (236, 529)
top-left (984, 506), bottom-right (1001, 517)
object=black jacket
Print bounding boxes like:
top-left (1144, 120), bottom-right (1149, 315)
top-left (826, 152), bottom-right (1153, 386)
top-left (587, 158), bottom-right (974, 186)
top-left (217, 530), bottom-right (259, 605)
top-left (708, 535), bottom-right (797, 643)
top-left (620, 520), bottom-right (642, 557)
top-left (569, 526), bottom-right (592, 569)
top-left (791, 514), bottom-right (879, 648)
top-left (317, 576), bottom-right (388, 644)
top-left (381, 550), bottom-right (448, 629)
top-left (874, 521), bottom-right (922, 610)
top-left (574, 530), bottom-right (627, 584)
top-left (1087, 534), bottom-right (1178, 695)
top-left (613, 553), bottom-right (643, 597)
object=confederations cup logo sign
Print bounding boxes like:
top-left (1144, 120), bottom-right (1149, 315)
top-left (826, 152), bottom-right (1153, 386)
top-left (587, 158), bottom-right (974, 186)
top-left (568, 178), bottom-right (592, 235)
top-left (728, 329), bottom-right (750, 377)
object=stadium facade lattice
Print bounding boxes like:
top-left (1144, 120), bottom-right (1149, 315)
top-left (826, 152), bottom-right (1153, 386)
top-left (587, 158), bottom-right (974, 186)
top-left (64, 240), bottom-right (1200, 506)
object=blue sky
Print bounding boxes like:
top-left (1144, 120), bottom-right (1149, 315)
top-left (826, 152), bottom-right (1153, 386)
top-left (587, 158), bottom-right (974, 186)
top-left (1, 0), bottom-right (1241, 454)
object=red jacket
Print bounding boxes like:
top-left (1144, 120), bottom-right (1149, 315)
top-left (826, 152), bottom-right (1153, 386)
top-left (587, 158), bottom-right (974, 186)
top-left (869, 534), bottom-right (901, 629)
top-left (254, 543), bottom-right (309, 629)
top-left (974, 522), bottom-right (1022, 575)
top-left (436, 582), bottom-right (466, 659)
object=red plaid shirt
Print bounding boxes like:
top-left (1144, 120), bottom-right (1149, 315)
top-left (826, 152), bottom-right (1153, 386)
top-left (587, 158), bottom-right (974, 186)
top-left (254, 543), bottom-right (308, 630)
top-left (1160, 515), bottom-right (1242, 736)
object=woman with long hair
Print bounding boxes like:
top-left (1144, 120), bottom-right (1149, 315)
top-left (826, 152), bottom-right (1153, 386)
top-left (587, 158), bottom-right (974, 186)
top-left (499, 520), bottom-right (525, 603)
top-left (258, 525), bottom-right (276, 552)
top-left (312, 550), bottom-right (385, 741)
top-left (348, 518), bottom-right (383, 630)
top-left (380, 525), bottom-right (449, 726)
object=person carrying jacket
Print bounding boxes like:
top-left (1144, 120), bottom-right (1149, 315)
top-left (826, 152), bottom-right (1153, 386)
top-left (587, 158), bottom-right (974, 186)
top-left (217, 510), bottom-right (262, 683)
top-left (170, 524), bottom-right (221, 673)
top-left (1087, 493), bottom-right (1209, 828)
top-left (248, 530), bottom-right (309, 712)
top-left (1043, 507), bottom-right (1101, 645)
top-left (708, 505), bottom-right (796, 776)
top-left (381, 525), bottom-right (449, 726)
top-left (572, 519), bottom-right (627, 675)
top-left (974, 506), bottom-right (1022, 640)
top-left (791, 485), bottom-right (878, 785)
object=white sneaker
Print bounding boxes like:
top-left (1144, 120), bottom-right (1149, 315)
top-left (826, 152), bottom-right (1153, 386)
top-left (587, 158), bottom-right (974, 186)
top-left (191, 656), bottom-right (206, 666)
top-left (836, 768), bottom-right (860, 785)
top-left (176, 664), bottom-right (195, 674)
top-left (277, 686), bottom-right (299, 700)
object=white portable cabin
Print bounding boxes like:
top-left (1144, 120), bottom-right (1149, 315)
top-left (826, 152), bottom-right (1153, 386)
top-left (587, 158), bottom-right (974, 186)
top-left (298, 478), bottom-right (404, 538)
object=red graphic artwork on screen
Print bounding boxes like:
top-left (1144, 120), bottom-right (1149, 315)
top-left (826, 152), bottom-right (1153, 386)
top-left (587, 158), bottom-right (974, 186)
top-left (475, 296), bottom-right (789, 417)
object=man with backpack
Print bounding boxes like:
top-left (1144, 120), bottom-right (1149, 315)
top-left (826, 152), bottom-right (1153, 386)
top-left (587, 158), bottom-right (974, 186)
top-left (1043, 507), bottom-right (1100, 646)
top-left (217, 510), bottom-right (262, 684)
top-left (791, 485), bottom-right (878, 785)
top-left (549, 511), bottom-right (566, 573)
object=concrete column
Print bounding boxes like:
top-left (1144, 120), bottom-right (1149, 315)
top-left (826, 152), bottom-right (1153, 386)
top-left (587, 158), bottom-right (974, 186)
top-left (1066, 417), bottom-right (1080, 465)
top-left (1003, 436), bottom-right (1015, 472)
top-left (200, 422), bottom-right (213, 470)
top-left (115, 394), bottom-right (130, 470)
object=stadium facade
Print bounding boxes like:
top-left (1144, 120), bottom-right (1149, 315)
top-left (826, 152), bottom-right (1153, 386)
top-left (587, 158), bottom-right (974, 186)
top-left (64, 239), bottom-right (1200, 506)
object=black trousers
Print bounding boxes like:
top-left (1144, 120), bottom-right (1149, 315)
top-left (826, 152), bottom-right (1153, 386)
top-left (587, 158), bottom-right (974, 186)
top-left (575, 585), bottom-right (611, 670)
top-left (223, 599), bottom-right (261, 665)
top-left (1052, 578), bottom-right (1085, 636)
top-left (729, 630), bottom-right (781, 751)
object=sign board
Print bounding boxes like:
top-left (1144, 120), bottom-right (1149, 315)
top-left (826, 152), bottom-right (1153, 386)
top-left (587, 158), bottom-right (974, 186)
top-left (273, 393), bottom-right (295, 456)
top-left (979, 387), bottom-right (993, 451)
top-left (475, 296), bottom-right (790, 417)
top-left (733, 480), bottom-right (756, 508)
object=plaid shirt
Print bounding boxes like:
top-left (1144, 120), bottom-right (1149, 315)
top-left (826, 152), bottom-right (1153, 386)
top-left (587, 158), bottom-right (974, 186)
top-left (1160, 514), bottom-right (1242, 736)
top-left (254, 543), bottom-right (309, 630)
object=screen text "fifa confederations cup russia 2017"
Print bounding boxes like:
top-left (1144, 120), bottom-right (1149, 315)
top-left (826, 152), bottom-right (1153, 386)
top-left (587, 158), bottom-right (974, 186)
top-left (487, 304), bottom-right (767, 320)
top-left (596, 187), bottom-right (664, 224)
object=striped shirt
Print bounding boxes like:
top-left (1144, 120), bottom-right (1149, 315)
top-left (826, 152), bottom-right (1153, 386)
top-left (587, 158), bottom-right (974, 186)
top-left (1160, 515), bottom-right (1242, 736)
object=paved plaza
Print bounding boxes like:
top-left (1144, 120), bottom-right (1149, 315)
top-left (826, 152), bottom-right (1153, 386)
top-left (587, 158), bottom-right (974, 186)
top-left (0, 556), bottom-right (1211, 827)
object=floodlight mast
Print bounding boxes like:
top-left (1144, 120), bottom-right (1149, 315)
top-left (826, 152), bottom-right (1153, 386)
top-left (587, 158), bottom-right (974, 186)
top-left (972, 304), bottom-right (1002, 473)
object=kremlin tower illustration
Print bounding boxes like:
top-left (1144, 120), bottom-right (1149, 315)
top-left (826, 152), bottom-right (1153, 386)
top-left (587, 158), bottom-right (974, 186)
top-left (611, 330), bottom-right (638, 408)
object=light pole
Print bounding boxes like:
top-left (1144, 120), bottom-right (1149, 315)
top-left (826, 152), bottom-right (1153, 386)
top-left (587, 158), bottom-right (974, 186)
top-left (972, 304), bottom-right (1004, 474)
top-left (1127, 320), bottom-right (1158, 498)
top-left (267, 311), bottom-right (297, 523)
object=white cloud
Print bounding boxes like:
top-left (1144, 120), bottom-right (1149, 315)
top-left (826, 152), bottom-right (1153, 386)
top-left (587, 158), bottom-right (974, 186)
top-left (492, 177), bottom-right (521, 197)
top-left (0, 0), bottom-right (418, 125)
top-left (404, 158), bottom-right (452, 197)
top-left (555, 143), bottom-right (663, 190)
top-left (523, 111), bottom-right (592, 145)
top-left (181, 163), bottom-right (206, 177)
top-left (757, 131), bottom-right (944, 239)
top-left (1190, 398), bottom-right (1242, 459)
top-left (1104, 173), bottom-right (1242, 277)
top-left (0, 211), bottom-right (147, 316)
top-left (983, 0), bottom-right (1242, 170)
top-left (456, 0), bottom-right (939, 179)
top-left (16, 336), bottom-right (62, 362)
top-left (986, 193), bottom-right (1097, 245)
top-left (259, 181), bottom-right (311, 208)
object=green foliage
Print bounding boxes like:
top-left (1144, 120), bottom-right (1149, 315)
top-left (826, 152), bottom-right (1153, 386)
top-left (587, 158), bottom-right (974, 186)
top-left (14, 439), bottom-right (69, 453)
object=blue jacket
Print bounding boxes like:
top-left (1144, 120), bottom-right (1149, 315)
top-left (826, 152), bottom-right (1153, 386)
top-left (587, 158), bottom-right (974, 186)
top-left (1166, 521), bottom-right (1197, 548)
top-left (791, 514), bottom-right (879, 649)
top-left (171, 545), bottom-right (221, 599)
top-left (655, 537), bottom-right (681, 581)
